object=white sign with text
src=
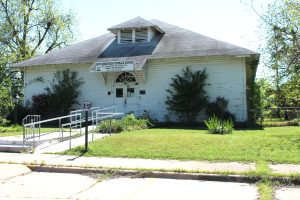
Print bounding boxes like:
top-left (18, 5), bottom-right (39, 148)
top-left (95, 61), bottom-right (135, 72)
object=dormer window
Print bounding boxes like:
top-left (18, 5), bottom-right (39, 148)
top-left (108, 17), bottom-right (165, 45)
top-left (120, 30), bottom-right (133, 43)
top-left (118, 28), bottom-right (149, 44)
top-left (135, 28), bottom-right (148, 43)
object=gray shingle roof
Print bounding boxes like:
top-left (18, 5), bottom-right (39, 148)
top-left (13, 18), bottom-right (259, 68)
top-left (108, 17), bottom-right (155, 30)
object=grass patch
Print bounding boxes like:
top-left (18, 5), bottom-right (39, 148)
top-left (257, 181), bottom-right (274, 200)
top-left (0, 125), bottom-right (69, 137)
top-left (263, 118), bottom-right (299, 127)
top-left (64, 127), bottom-right (300, 164)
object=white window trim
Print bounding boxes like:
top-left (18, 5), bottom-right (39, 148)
top-left (117, 28), bottom-right (150, 44)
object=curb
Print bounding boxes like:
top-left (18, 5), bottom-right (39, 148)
top-left (28, 165), bottom-right (260, 184)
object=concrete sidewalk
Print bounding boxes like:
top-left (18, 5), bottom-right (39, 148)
top-left (0, 152), bottom-right (300, 175)
top-left (0, 152), bottom-right (255, 173)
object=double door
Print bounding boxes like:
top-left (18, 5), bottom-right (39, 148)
top-left (115, 85), bottom-right (137, 115)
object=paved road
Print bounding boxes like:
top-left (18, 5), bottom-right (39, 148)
top-left (0, 163), bottom-right (299, 200)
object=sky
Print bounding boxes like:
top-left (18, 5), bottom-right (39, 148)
top-left (62, 0), bottom-right (274, 78)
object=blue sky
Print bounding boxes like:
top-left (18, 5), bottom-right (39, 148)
top-left (62, 0), bottom-right (273, 77)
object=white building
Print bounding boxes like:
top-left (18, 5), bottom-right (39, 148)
top-left (13, 17), bottom-right (259, 122)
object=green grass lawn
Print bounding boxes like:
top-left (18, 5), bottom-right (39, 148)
top-left (66, 127), bottom-right (300, 164)
top-left (263, 118), bottom-right (299, 126)
top-left (0, 125), bottom-right (68, 137)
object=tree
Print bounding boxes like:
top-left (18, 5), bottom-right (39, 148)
top-left (280, 75), bottom-right (300, 107)
top-left (0, 0), bottom-right (76, 60)
top-left (260, 0), bottom-right (299, 76)
top-left (257, 0), bottom-right (300, 110)
top-left (165, 67), bottom-right (208, 123)
top-left (0, 0), bottom-right (77, 117)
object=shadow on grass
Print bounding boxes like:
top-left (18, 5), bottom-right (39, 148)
top-left (63, 146), bottom-right (88, 160)
top-left (153, 122), bottom-right (264, 131)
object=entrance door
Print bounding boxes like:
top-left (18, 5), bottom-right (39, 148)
top-left (115, 85), bottom-right (137, 115)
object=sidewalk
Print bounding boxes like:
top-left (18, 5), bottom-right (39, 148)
top-left (0, 152), bottom-right (299, 175)
top-left (0, 152), bottom-right (254, 173)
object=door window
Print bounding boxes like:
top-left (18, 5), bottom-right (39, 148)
top-left (116, 88), bottom-right (123, 98)
top-left (127, 88), bottom-right (135, 97)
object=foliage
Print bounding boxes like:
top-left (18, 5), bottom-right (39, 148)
top-left (0, 0), bottom-right (77, 118)
top-left (6, 104), bottom-right (31, 124)
top-left (96, 114), bottom-right (151, 133)
top-left (165, 66), bottom-right (208, 123)
top-left (280, 75), bottom-right (300, 107)
top-left (31, 69), bottom-right (83, 118)
top-left (205, 96), bottom-right (235, 121)
top-left (0, 116), bottom-right (10, 126)
top-left (45, 69), bottom-right (84, 117)
top-left (0, 124), bottom-right (22, 134)
top-left (204, 115), bottom-right (234, 134)
top-left (0, 55), bottom-right (17, 118)
top-left (31, 93), bottom-right (51, 117)
top-left (248, 81), bottom-right (263, 123)
top-left (259, 0), bottom-right (299, 110)
top-left (0, 0), bottom-right (77, 60)
top-left (260, 0), bottom-right (299, 76)
top-left (141, 110), bottom-right (158, 123)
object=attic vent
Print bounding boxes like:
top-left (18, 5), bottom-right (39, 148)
top-left (135, 28), bottom-right (148, 43)
top-left (120, 30), bottom-right (132, 43)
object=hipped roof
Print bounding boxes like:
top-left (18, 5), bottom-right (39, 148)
top-left (13, 17), bottom-right (259, 68)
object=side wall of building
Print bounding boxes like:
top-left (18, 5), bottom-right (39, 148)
top-left (23, 56), bottom-right (247, 121)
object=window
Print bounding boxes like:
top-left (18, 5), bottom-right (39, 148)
top-left (127, 88), bottom-right (135, 97)
top-left (116, 72), bottom-right (136, 83)
top-left (120, 30), bottom-right (132, 43)
top-left (116, 88), bottom-right (123, 98)
top-left (135, 28), bottom-right (148, 43)
top-left (139, 90), bottom-right (146, 95)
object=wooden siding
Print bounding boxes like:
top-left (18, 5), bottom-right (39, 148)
top-left (139, 57), bottom-right (247, 121)
top-left (23, 56), bottom-right (247, 122)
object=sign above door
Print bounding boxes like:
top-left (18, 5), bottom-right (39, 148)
top-left (94, 60), bottom-right (135, 72)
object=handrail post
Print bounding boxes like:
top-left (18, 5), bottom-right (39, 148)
top-left (59, 118), bottom-right (62, 141)
top-left (69, 124), bottom-right (72, 150)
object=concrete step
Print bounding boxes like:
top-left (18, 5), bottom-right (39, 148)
top-left (0, 144), bottom-right (32, 153)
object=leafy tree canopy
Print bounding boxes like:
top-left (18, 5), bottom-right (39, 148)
top-left (0, 0), bottom-right (77, 117)
top-left (260, 0), bottom-right (299, 77)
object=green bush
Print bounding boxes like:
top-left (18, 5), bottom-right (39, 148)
top-left (31, 69), bottom-right (84, 118)
top-left (204, 116), bottom-right (234, 134)
top-left (205, 96), bottom-right (235, 121)
top-left (96, 114), bottom-right (151, 133)
top-left (165, 66), bottom-right (208, 123)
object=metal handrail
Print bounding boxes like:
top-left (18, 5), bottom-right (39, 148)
top-left (23, 113), bottom-right (81, 127)
top-left (23, 113), bottom-right (82, 149)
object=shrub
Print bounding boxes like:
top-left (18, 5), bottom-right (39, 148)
top-left (204, 116), bottom-right (234, 134)
top-left (96, 119), bottom-right (124, 133)
top-left (31, 94), bottom-right (51, 117)
top-left (30, 69), bottom-right (84, 118)
top-left (166, 66), bottom-right (208, 123)
top-left (6, 104), bottom-right (31, 124)
top-left (0, 117), bottom-right (10, 126)
top-left (205, 96), bottom-right (235, 121)
top-left (96, 114), bottom-right (151, 133)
